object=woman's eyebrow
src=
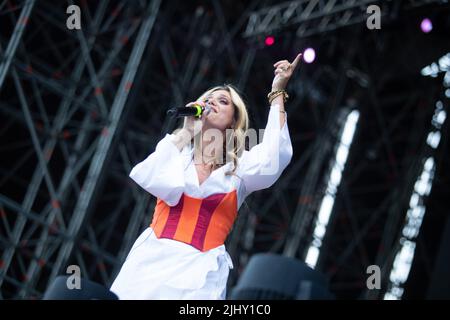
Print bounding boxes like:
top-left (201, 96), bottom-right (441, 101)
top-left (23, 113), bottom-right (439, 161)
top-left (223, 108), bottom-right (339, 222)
top-left (206, 93), bottom-right (229, 101)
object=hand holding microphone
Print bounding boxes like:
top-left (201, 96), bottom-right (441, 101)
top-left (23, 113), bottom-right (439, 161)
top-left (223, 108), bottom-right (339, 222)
top-left (182, 100), bottom-right (211, 135)
top-left (167, 101), bottom-right (211, 118)
top-left (170, 100), bottom-right (211, 150)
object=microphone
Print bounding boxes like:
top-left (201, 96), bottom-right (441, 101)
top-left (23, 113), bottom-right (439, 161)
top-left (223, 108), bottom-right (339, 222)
top-left (166, 104), bottom-right (211, 118)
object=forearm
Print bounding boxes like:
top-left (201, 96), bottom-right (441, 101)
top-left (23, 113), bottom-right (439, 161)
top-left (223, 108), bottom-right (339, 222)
top-left (170, 128), bottom-right (192, 151)
top-left (270, 93), bottom-right (286, 128)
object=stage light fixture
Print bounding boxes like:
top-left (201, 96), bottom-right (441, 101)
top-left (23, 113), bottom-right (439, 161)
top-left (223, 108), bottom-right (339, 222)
top-left (265, 36), bottom-right (275, 46)
top-left (303, 48), bottom-right (316, 63)
top-left (420, 18), bottom-right (433, 33)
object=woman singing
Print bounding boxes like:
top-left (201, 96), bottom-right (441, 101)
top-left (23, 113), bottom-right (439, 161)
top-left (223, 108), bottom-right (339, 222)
top-left (110, 53), bottom-right (302, 299)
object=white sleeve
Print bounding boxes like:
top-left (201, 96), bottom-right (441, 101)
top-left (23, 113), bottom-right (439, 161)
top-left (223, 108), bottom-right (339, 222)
top-left (129, 134), bottom-right (185, 206)
top-left (237, 104), bottom-right (293, 196)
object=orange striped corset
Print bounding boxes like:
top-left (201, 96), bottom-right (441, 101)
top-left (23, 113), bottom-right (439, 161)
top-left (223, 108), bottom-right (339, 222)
top-left (150, 190), bottom-right (238, 252)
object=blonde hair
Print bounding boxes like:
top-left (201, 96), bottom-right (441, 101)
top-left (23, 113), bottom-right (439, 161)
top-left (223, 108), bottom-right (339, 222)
top-left (184, 84), bottom-right (249, 175)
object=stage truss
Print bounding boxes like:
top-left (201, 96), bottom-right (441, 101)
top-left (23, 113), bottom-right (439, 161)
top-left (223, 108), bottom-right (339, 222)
top-left (0, 0), bottom-right (448, 299)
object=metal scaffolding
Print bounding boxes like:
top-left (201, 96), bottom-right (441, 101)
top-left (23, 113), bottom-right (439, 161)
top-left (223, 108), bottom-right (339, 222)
top-left (243, 0), bottom-right (441, 38)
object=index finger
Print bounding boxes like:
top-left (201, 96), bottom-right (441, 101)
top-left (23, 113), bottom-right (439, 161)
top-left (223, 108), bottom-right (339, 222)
top-left (290, 53), bottom-right (302, 70)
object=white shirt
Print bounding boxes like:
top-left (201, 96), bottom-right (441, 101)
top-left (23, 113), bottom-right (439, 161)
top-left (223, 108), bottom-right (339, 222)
top-left (129, 104), bottom-right (293, 209)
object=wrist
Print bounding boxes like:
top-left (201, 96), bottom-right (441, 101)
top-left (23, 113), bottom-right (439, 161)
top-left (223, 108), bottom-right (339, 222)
top-left (268, 89), bottom-right (289, 104)
top-left (179, 128), bottom-right (193, 142)
top-left (270, 94), bottom-right (285, 105)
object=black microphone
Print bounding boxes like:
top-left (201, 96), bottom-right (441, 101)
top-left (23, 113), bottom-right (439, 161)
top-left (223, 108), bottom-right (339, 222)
top-left (167, 104), bottom-right (211, 118)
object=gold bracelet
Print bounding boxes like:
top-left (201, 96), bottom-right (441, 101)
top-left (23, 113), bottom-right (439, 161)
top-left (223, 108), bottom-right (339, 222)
top-left (268, 91), bottom-right (284, 103)
top-left (268, 90), bottom-right (284, 103)
top-left (268, 90), bottom-right (289, 104)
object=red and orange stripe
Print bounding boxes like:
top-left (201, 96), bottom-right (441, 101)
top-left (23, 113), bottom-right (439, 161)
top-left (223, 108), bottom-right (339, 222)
top-left (150, 191), bottom-right (238, 251)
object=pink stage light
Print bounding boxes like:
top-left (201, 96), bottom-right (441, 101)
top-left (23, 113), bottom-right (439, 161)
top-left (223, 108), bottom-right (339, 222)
top-left (265, 36), bottom-right (275, 46)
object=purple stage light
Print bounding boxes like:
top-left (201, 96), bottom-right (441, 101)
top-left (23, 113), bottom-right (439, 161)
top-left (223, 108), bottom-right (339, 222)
top-left (303, 48), bottom-right (316, 63)
top-left (421, 18), bottom-right (433, 33)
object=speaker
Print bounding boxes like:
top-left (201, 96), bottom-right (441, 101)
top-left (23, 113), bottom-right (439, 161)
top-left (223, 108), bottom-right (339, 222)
top-left (43, 276), bottom-right (118, 300)
top-left (229, 253), bottom-right (334, 300)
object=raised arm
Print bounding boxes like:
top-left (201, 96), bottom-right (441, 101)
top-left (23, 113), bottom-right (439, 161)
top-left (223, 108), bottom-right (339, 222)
top-left (270, 53), bottom-right (302, 127)
top-left (237, 53), bottom-right (302, 196)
